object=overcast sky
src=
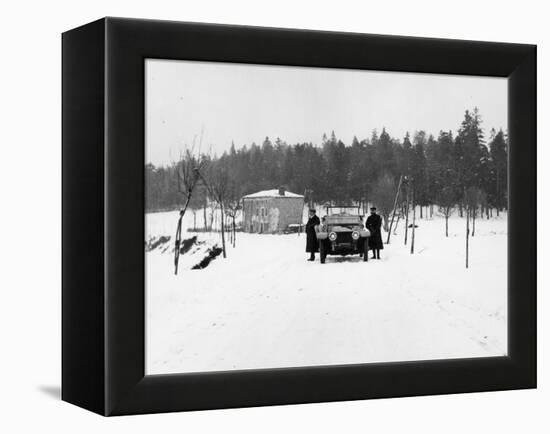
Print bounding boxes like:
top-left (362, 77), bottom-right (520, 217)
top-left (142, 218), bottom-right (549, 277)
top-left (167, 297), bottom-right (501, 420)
top-left (145, 59), bottom-right (507, 166)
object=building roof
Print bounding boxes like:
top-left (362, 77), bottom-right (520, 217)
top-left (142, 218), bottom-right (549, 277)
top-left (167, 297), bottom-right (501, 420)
top-left (242, 189), bottom-right (304, 199)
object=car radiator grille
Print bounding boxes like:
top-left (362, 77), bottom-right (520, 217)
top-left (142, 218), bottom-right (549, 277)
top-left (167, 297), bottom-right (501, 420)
top-left (334, 232), bottom-right (353, 244)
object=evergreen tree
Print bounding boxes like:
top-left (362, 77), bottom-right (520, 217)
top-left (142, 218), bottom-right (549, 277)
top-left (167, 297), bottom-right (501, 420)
top-left (455, 107), bottom-right (485, 191)
top-left (375, 128), bottom-right (396, 177)
top-left (411, 131), bottom-right (428, 211)
top-left (488, 129), bottom-right (508, 211)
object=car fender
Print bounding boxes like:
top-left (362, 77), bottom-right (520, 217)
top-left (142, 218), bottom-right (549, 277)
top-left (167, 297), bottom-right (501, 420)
top-left (316, 232), bottom-right (328, 240)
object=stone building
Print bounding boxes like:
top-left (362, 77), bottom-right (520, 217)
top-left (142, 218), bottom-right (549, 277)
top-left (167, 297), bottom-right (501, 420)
top-left (242, 187), bottom-right (304, 233)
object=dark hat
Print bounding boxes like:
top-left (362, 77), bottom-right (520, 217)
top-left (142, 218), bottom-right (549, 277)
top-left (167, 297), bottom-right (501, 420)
top-left (370, 207), bottom-right (377, 211)
top-left (309, 208), bottom-right (316, 213)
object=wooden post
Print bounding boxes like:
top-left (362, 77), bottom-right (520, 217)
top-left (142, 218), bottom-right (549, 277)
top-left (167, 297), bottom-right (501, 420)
top-left (466, 206), bottom-right (470, 268)
top-left (173, 212), bottom-right (183, 275)
top-left (393, 206), bottom-right (401, 235)
top-left (386, 175), bottom-right (403, 244)
top-left (404, 181), bottom-right (410, 245)
top-left (496, 167), bottom-right (500, 216)
top-left (410, 188), bottom-right (416, 254)
top-left (220, 203), bottom-right (226, 258)
top-left (232, 216), bottom-right (236, 247)
top-left (472, 205), bottom-right (476, 237)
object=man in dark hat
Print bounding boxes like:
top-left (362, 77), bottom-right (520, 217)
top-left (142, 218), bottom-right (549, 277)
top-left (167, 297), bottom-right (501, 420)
top-left (365, 206), bottom-right (383, 259)
top-left (305, 208), bottom-right (320, 261)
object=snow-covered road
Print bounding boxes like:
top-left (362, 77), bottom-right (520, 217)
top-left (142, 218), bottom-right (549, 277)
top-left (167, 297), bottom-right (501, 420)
top-left (145, 211), bottom-right (507, 375)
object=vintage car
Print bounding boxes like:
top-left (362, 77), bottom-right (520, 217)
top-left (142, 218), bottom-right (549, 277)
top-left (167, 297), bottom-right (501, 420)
top-left (315, 205), bottom-right (371, 263)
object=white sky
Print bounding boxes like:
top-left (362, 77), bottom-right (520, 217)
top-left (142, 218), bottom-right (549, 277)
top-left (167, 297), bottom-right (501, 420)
top-left (145, 59), bottom-right (507, 166)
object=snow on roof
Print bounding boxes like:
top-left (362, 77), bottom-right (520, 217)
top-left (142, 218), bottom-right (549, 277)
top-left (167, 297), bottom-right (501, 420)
top-left (242, 189), bottom-right (304, 199)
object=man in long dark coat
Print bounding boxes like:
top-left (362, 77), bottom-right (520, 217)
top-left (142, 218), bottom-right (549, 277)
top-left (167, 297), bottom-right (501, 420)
top-left (365, 207), bottom-right (383, 259)
top-left (305, 208), bottom-right (320, 261)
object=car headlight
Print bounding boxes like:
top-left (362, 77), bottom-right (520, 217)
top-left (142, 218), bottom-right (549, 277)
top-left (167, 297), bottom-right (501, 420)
top-left (329, 232), bottom-right (337, 241)
top-left (352, 231), bottom-right (360, 240)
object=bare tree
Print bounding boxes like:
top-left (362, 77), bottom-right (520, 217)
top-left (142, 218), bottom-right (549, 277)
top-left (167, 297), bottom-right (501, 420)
top-left (203, 199), bottom-right (208, 231)
top-left (224, 206), bottom-right (241, 248)
top-left (175, 150), bottom-right (203, 220)
top-left (403, 176), bottom-right (411, 245)
top-left (465, 202), bottom-right (470, 268)
top-left (463, 186), bottom-right (483, 268)
top-left (187, 182), bottom-right (207, 232)
top-left (437, 186), bottom-right (456, 237)
top-left (371, 172), bottom-right (396, 233)
top-left (466, 187), bottom-right (483, 237)
top-left (410, 180), bottom-right (416, 254)
top-left (477, 189), bottom-right (488, 229)
top-left (199, 158), bottom-right (231, 258)
top-left (208, 202), bottom-right (217, 232)
top-left (224, 180), bottom-right (242, 248)
top-left (173, 149), bottom-right (205, 274)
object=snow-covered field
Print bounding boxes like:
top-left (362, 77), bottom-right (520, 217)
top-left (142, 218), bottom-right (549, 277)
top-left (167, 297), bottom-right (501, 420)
top-left (145, 210), bottom-right (507, 375)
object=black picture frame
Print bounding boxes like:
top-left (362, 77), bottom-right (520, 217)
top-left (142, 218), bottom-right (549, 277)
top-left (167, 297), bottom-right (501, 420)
top-left (62, 17), bottom-right (536, 416)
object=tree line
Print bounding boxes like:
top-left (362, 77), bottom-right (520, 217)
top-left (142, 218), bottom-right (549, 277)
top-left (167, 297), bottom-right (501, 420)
top-left (147, 107), bottom-right (507, 223)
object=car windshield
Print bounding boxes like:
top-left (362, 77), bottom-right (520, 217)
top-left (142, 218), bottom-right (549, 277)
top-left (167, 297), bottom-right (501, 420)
top-left (326, 206), bottom-right (361, 216)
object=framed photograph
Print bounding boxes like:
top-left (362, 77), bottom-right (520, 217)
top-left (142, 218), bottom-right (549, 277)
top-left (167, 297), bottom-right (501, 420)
top-left (62, 17), bottom-right (536, 415)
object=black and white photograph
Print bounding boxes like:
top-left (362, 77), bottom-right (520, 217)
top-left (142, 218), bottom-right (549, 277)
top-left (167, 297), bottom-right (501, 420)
top-left (145, 59), bottom-right (508, 375)
top-left (0, 0), bottom-right (542, 428)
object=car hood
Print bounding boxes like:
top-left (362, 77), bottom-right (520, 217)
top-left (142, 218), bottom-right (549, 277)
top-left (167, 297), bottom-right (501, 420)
top-left (327, 225), bottom-right (355, 232)
top-left (324, 215), bottom-right (362, 225)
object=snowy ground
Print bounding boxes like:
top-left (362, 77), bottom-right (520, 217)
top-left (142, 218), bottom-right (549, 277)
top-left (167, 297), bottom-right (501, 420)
top-left (145, 210), bottom-right (507, 375)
